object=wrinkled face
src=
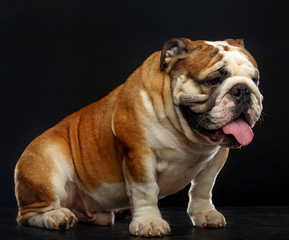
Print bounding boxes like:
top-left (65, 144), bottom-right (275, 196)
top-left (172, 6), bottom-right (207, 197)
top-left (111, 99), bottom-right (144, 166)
top-left (160, 38), bottom-right (263, 148)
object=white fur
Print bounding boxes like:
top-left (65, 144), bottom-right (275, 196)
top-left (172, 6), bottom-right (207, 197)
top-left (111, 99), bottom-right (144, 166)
top-left (205, 40), bottom-right (258, 82)
top-left (132, 41), bottom-right (263, 233)
top-left (172, 41), bottom-right (263, 131)
top-left (139, 86), bottom-right (223, 210)
top-left (46, 143), bottom-right (75, 208)
top-left (91, 183), bottom-right (128, 209)
top-left (187, 147), bottom-right (228, 228)
top-left (16, 40), bottom-right (263, 236)
top-left (140, 90), bottom-right (158, 120)
top-left (47, 144), bottom-right (128, 221)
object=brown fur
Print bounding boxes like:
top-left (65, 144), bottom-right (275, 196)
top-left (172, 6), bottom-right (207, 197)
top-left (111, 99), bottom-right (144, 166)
top-left (14, 52), bottom-right (166, 220)
top-left (14, 41), bottom-right (225, 221)
top-left (14, 38), bottom-right (258, 234)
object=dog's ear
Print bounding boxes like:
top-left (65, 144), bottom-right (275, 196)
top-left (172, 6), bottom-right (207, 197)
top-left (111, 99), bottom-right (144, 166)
top-left (225, 38), bottom-right (245, 48)
top-left (160, 38), bottom-right (190, 71)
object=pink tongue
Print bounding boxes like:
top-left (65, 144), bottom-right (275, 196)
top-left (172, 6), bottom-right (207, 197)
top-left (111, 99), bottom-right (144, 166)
top-left (222, 118), bottom-right (254, 146)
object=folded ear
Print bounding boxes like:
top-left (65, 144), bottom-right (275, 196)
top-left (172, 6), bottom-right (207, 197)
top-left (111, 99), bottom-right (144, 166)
top-left (225, 38), bottom-right (245, 48)
top-left (160, 38), bottom-right (190, 71)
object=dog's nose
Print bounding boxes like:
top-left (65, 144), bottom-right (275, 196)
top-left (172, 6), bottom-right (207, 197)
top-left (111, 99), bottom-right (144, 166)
top-left (229, 84), bottom-right (251, 102)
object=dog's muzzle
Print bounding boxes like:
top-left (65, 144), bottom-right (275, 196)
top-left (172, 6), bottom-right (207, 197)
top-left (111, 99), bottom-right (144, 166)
top-left (179, 81), bottom-right (262, 149)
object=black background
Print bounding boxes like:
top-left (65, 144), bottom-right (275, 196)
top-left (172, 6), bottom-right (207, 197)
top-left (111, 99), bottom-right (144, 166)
top-left (1, 0), bottom-right (288, 208)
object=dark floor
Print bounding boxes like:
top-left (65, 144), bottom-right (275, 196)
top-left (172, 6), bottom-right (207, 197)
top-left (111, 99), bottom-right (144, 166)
top-left (1, 207), bottom-right (289, 240)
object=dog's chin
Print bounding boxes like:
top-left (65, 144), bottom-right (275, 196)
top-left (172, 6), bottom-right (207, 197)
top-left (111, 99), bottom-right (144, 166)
top-left (195, 127), bottom-right (241, 149)
top-left (179, 105), bottom-right (242, 149)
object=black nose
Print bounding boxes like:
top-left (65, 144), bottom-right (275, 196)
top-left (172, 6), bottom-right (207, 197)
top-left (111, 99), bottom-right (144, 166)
top-left (229, 84), bottom-right (251, 102)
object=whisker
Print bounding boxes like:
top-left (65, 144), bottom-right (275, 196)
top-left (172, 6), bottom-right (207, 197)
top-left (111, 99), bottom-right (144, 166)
top-left (196, 115), bottom-right (209, 128)
top-left (261, 111), bottom-right (268, 120)
top-left (257, 110), bottom-right (267, 126)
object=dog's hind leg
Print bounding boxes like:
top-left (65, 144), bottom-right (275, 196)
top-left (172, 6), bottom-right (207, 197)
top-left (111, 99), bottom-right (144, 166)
top-left (14, 136), bottom-right (77, 230)
top-left (17, 204), bottom-right (77, 230)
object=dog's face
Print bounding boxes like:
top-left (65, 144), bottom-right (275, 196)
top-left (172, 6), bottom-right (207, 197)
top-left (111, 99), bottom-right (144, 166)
top-left (160, 38), bottom-right (263, 148)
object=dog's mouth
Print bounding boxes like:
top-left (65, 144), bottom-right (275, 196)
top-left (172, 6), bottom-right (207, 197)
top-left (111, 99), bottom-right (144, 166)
top-left (179, 106), bottom-right (254, 148)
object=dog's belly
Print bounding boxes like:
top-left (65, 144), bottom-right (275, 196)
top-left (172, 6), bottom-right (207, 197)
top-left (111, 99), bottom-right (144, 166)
top-left (65, 181), bottom-right (129, 222)
top-left (65, 155), bottom-right (210, 217)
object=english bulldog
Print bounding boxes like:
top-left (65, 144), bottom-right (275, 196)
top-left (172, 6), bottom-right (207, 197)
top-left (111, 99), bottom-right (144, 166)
top-left (14, 38), bottom-right (263, 237)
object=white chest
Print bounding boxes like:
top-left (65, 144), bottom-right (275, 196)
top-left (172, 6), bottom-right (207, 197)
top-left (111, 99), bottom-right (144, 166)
top-left (155, 147), bottom-right (216, 198)
top-left (139, 89), bottom-right (220, 197)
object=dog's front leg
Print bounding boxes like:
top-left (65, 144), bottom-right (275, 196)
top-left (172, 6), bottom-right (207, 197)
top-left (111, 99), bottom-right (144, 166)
top-left (187, 147), bottom-right (229, 228)
top-left (123, 154), bottom-right (171, 237)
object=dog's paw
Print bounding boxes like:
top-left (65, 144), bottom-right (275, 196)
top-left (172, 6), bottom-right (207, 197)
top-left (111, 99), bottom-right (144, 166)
top-left (129, 217), bottom-right (171, 237)
top-left (42, 208), bottom-right (78, 230)
top-left (190, 209), bottom-right (226, 228)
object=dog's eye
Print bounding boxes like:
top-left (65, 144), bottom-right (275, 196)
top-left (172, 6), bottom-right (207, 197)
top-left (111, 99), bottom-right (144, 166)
top-left (252, 77), bottom-right (259, 84)
top-left (205, 77), bottom-right (222, 87)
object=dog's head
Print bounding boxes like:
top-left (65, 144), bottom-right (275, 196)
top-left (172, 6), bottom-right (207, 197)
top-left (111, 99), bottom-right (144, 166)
top-left (160, 38), bottom-right (263, 148)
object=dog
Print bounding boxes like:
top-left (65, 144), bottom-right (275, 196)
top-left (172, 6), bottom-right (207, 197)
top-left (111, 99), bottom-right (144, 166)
top-left (14, 38), bottom-right (263, 237)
